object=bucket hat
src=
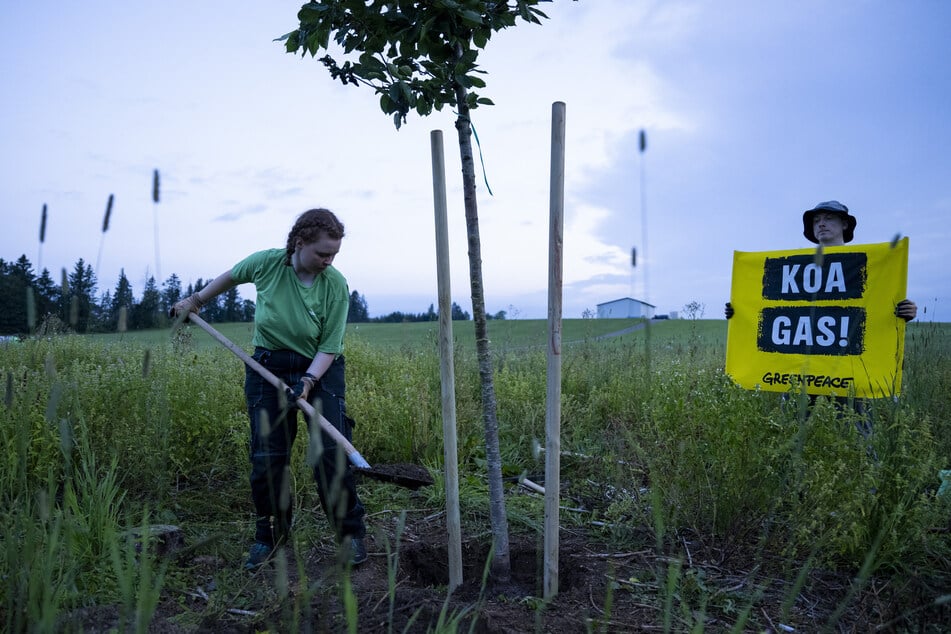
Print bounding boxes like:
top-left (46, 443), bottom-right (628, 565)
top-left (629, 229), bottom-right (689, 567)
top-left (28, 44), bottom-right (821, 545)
top-left (803, 200), bottom-right (857, 243)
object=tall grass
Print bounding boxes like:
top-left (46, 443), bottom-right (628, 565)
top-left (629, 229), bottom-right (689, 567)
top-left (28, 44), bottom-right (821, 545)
top-left (0, 320), bottom-right (948, 630)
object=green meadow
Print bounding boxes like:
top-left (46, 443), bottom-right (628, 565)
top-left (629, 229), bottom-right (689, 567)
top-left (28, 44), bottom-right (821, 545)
top-left (2, 318), bottom-right (949, 631)
top-left (86, 317), bottom-right (651, 350)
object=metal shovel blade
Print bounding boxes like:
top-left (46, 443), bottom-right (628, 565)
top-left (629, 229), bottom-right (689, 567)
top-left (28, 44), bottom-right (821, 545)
top-left (354, 463), bottom-right (434, 490)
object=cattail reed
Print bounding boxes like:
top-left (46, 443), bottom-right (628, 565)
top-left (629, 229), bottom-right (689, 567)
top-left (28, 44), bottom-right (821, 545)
top-left (153, 169), bottom-right (162, 283)
top-left (26, 286), bottom-right (36, 332)
top-left (45, 382), bottom-right (63, 423)
top-left (44, 352), bottom-right (57, 379)
top-left (60, 267), bottom-right (69, 325)
top-left (62, 266), bottom-right (77, 328)
top-left (40, 203), bottom-right (47, 242)
top-left (60, 267), bottom-right (68, 296)
top-left (36, 489), bottom-right (50, 523)
top-left (59, 266), bottom-right (69, 306)
top-left (96, 194), bottom-right (114, 279)
top-left (59, 417), bottom-right (73, 472)
top-left (38, 203), bottom-right (47, 271)
top-left (103, 194), bottom-right (114, 232)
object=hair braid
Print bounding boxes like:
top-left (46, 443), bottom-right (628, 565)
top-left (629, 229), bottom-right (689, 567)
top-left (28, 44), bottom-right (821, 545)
top-left (284, 208), bottom-right (346, 265)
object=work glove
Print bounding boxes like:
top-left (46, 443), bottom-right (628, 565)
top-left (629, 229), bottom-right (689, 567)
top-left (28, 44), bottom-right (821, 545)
top-left (169, 293), bottom-right (205, 318)
top-left (286, 373), bottom-right (317, 403)
top-left (724, 302), bottom-right (734, 319)
top-left (895, 299), bottom-right (917, 322)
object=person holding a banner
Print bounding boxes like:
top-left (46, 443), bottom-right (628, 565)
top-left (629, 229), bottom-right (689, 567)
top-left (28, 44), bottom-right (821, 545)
top-left (723, 200), bottom-right (918, 440)
top-left (725, 200), bottom-right (917, 321)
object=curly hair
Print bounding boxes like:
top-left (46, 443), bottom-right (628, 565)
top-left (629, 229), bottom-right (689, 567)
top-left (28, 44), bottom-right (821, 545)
top-left (284, 208), bottom-right (346, 265)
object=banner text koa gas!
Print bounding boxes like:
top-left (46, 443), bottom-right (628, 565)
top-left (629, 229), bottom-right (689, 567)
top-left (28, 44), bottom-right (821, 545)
top-left (726, 239), bottom-right (908, 397)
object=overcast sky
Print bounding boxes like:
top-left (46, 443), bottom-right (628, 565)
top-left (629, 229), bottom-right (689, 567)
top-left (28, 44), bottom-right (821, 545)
top-left (2, 1), bottom-right (948, 320)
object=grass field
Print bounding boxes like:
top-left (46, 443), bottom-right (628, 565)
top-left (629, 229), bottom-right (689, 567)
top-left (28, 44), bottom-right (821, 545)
top-left (89, 317), bottom-right (730, 362)
top-left (2, 317), bottom-right (949, 631)
top-left (88, 317), bottom-right (655, 350)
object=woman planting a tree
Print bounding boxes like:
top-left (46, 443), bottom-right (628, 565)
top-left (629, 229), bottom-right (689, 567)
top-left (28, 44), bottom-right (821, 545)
top-left (171, 208), bottom-right (367, 570)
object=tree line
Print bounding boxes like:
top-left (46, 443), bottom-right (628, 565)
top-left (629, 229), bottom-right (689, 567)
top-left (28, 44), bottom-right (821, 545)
top-left (0, 254), bottom-right (484, 336)
top-left (0, 255), bottom-right (254, 335)
top-left (349, 291), bottom-right (493, 324)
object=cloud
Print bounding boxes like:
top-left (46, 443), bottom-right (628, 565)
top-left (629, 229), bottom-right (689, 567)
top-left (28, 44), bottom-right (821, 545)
top-left (212, 204), bottom-right (268, 223)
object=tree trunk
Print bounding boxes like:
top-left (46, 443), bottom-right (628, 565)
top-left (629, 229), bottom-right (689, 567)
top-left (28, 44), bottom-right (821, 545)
top-left (452, 70), bottom-right (511, 582)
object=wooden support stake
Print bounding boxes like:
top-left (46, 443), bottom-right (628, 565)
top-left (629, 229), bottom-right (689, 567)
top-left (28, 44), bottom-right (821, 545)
top-left (431, 129), bottom-right (463, 591)
top-left (545, 101), bottom-right (566, 600)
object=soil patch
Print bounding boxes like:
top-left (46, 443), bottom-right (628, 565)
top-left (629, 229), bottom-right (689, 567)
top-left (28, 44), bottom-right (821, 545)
top-left (59, 506), bottom-right (948, 632)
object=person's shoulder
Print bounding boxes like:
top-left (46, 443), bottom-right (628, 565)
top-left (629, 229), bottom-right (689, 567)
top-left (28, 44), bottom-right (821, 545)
top-left (233, 248), bottom-right (286, 278)
top-left (257, 248), bottom-right (285, 260)
top-left (322, 265), bottom-right (347, 286)
top-left (241, 248), bottom-right (285, 265)
top-left (324, 265), bottom-right (347, 284)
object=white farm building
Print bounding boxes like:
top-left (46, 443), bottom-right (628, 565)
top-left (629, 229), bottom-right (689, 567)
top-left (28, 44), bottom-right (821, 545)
top-left (596, 297), bottom-right (656, 319)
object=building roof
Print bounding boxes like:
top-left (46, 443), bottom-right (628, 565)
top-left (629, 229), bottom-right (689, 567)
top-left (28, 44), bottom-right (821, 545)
top-left (596, 297), bottom-right (656, 308)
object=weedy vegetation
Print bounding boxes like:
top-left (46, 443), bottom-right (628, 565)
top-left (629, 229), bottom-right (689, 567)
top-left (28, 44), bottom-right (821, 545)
top-left (1, 318), bottom-right (949, 631)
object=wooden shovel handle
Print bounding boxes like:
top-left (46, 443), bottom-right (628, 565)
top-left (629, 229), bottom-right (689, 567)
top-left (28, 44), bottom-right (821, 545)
top-left (185, 314), bottom-right (372, 469)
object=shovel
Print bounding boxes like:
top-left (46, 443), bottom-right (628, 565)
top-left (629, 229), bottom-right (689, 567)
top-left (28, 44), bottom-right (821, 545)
top-left (185, 314), bottom-right (433, 490)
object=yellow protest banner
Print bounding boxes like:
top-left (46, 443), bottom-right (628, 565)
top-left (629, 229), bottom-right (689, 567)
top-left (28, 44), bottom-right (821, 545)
top-left (725, 239), bottom-right (908, 398)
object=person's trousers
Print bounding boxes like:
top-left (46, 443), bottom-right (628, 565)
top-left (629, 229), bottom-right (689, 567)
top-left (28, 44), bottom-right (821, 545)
top-left (245, 348), bottom-right (366, 546)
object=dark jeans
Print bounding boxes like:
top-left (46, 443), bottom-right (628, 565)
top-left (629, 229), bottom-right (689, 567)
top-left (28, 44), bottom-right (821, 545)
top-left (245, 348), bottom-right (366, 546)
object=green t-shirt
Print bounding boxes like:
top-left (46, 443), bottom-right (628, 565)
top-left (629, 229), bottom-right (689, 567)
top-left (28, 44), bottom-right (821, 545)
top-left (231, 248), bottom-right (349, 359)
